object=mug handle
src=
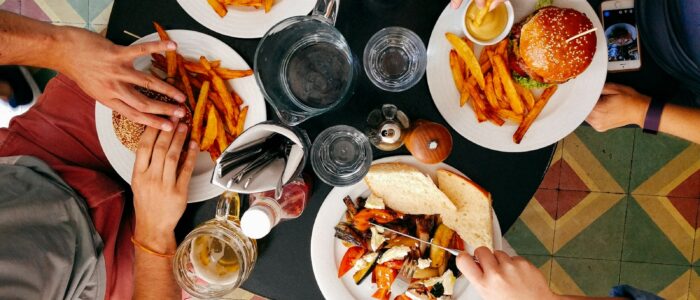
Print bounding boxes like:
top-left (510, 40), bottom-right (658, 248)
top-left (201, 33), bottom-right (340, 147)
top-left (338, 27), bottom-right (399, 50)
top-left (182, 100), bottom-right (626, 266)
top-left (312, 0), bottom-right (340, 25)
top-left (215, 191), bottom-right (241, 222)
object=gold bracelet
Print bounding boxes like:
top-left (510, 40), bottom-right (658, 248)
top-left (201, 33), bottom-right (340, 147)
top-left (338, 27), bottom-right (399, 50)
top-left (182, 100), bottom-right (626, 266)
top-left (131, 237), bottom-right (175, 258)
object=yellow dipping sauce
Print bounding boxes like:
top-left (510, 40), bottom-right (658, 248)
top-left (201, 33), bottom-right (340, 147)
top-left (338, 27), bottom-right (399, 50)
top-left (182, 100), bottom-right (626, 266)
top-left (466, 3), bottom-right (508, 41)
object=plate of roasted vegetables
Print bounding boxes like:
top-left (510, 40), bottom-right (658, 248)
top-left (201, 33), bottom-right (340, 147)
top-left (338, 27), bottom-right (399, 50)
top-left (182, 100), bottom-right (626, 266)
top-left (310, 156), bottom-right (504, 300)
top-left (95, 27), bottom-right (266, 202)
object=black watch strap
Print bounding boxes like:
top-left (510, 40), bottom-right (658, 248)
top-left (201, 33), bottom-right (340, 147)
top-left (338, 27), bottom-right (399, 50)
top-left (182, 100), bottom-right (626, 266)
top-left (642, 97), bottom-right (665, 134)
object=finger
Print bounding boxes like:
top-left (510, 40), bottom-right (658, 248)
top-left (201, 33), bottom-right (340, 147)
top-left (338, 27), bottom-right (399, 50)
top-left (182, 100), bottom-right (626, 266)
top-left (475, 0), bottom-right (485, 8)
top-left (163, 123), bottom-right (189, 185)
top-left (124, 40), bottom-right (177, 59)
top-left (493, 250), bottom-right (512, 264)
top-left (126, 70), bottom-right (186, 103)
top-left (110, 98), bottom-right (174, 131)
top-left (457, 252), bottom-right (484, 282)
top-left (474, 247), bottom-right (498, 271)
top-left (150, 121), bottom-right (177, 176)
top-left (134, 126), bottom-right (160, 173)
top-left (451, 0), bottom-right (463, 9)
top-left (177, 141), bottom-right (199, 189)
top-left (121, 86), bottom-right (186, 120)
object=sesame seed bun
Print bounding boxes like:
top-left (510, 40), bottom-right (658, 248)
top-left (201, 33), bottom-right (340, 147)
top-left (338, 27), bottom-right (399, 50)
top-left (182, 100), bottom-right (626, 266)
top-left (112, 87), bottom-right (192, 152)
top-left (518, 7), bottom-right (596, 84)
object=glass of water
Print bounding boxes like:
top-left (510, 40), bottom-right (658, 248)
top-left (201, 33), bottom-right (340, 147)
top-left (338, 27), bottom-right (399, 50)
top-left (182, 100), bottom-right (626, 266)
top-left (254, 0), bottom-right (358, 126)
top-left (311, 125), bottom-right (373, 187)
top-left (363, 27), bottom-right (427, 92)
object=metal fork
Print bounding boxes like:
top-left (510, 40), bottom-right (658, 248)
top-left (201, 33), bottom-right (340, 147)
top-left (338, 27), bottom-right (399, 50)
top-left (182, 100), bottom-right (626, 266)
top-left (391, 258), bottom-right (417, 295)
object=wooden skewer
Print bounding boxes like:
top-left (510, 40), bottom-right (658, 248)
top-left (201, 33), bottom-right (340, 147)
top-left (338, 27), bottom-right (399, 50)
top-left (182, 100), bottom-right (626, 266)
top-left (123, 30), bottom-right (143, 40)
top-left (566, 28), bottom-right (597, 43)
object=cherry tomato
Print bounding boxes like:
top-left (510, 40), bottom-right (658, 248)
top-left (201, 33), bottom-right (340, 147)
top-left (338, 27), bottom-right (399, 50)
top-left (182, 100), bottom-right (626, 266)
top-left (382, 259), bottom-right (405, 270)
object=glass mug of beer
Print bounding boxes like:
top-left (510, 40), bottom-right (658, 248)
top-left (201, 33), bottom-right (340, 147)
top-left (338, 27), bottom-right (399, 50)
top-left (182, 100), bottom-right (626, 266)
top-left (173, 192), bottom-right (257, 299)
top-left (254, 0), bottom-right (358, 125)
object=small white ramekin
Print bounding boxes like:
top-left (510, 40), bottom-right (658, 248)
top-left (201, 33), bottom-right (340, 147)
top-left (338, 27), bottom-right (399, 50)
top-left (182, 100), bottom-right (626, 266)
top-left (460, 0), bottom-right (515, 46)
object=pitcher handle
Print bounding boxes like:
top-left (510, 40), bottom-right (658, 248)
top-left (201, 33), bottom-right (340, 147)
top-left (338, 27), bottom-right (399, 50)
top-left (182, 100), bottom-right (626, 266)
top-left (312, 0), bottom-right (340, 25)
top-left (215, 191), bottom-right (241, 222)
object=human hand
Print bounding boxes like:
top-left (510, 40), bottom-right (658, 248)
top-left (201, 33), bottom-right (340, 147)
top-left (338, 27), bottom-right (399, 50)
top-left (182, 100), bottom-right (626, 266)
top-left (457, 247), bottom-right (558, 300)
top-left (58, 27), bottom-right (186, 131)
top-left (451, 0), bottom-right (505, 10)
top-left (586, 83), bottom-right (650, 132)
top-left (131, 122), bottom-right (197, 251)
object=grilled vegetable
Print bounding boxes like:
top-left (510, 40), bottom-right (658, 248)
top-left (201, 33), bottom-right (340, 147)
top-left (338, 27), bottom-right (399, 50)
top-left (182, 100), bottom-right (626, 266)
top-left (353, 253), bottom-right (378, 284)
top-left (343, 196), bottom-right (359, 217)
top-left (430, 224), bottom-right (455, 268)
top-left (338, 246), bottom-right (366, 277)
top-left (413, 267), bottom-right (439, 279)
top-left (353, 209), bottom-right (398, 231)
top-left (385, 236), bottom-right (420, 249)
top-left (335, 223), bottom-right (366, 248)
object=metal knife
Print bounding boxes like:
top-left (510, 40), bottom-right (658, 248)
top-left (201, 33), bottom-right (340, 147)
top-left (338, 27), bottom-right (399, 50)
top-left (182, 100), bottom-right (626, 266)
top-left (369, 222), bottom-right (462, 256)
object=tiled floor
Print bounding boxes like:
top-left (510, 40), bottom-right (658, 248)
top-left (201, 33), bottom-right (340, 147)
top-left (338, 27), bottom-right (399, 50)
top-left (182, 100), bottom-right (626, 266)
top-left (3, 1), bottom-right (699, 299)
top-left (505, 127), bottom-right (700, 299)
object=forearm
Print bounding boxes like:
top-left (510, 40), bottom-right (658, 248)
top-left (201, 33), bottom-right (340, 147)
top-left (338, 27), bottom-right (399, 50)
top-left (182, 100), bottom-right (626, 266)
top-left (133, 225), bottom-right (180, 300)
top-left (658, 104), bottom-right (700, 144)
top-left (0, 11), bottom-right (76, 72)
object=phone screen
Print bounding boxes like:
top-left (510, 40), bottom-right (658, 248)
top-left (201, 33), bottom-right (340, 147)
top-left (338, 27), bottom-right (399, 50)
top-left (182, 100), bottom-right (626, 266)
top-left (603, 8), bottom-right (639, 62)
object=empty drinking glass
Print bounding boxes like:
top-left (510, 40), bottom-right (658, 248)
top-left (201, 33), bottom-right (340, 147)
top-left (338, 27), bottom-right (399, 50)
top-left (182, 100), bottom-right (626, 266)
top-left (311, 125), bottom-right (372, 187)
top-left (363, 27), bottom-right (427, 92)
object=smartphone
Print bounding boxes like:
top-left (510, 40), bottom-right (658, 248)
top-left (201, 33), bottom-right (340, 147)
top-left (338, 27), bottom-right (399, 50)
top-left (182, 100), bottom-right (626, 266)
top-left (601, 0), bottom-right (642, 72)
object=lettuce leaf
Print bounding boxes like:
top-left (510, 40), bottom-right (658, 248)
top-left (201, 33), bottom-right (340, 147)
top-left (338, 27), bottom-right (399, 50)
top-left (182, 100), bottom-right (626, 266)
top-left (513, 74), bottom-right (552, 89)
top-left (535, 0), bottom-right (553, 10)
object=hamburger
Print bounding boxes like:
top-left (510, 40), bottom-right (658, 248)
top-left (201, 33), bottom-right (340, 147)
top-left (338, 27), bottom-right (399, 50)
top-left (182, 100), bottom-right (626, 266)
top-left (113, 86), bottom-right (192, 151)
top-left (509, 6), bottom-right (597, 88)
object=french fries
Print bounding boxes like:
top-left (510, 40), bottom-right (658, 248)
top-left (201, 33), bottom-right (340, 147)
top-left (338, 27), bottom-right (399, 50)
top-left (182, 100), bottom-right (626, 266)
top-left (201, 105), bottom-right (219, 150)
top-left (446, 32), bottom-right (559, 144)
top-left (446, 33), bottom-right (485, 90)
top-left (207, 0), bottom-right (228, 17)
top-left (147, 23), bottom-right (250, 161)
top-left (191, 81), bottom-right (210, 144)
top-left (449, 50), bottom-right (465, 92)
top-left (514, 85), bottom-right (558, 144)
top-left (491, 54), bottom-right (524, 114)
top-left (153, 22), bottom-right (177, 82)
top-left (208, 0), bottom-right (275, 17)
top-left (474, 0), bottom-right (494, 26)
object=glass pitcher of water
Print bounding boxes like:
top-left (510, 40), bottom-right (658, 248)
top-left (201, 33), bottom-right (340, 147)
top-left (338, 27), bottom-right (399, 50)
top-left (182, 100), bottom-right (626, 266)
top-left (254, 0), bottom-right (358, 125)
top-left (173, 192), bottom-right (257, 299)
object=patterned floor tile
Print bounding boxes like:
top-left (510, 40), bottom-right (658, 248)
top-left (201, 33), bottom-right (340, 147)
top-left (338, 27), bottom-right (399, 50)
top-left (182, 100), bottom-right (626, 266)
top-left (631, 129), bottom-right (700, 198)
top-left (560, 126), bottom-right (635, 193)
top-left (622, 195), bottom-right (697, 265)
top-left (620, 262), bottom-right (691, 300)
top-left (505, 189), bottom-right (557, 255)
top-left (522, 255), bottom-right (553, 283)
top-left (695, 201), bottom-right (700, 266)
top-left (550, 257), bottom-right (620, 297)
top-left (88, 0), bottom-right (112, 25)
top-left (540, 141), bottom-right (563, 190)
top-left (0, 0), bottom-right (21, 14)
top-left (554, 192), bottom-right (627, 260)
top-left (691, 266), bottom-right (699, 300)
top-left (21, 0), bottom-right (87, 23)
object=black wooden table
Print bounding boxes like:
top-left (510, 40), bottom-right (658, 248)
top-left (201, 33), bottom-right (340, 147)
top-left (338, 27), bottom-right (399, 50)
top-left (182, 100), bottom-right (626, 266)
top-left (105, 0), bottom-right (678, 298)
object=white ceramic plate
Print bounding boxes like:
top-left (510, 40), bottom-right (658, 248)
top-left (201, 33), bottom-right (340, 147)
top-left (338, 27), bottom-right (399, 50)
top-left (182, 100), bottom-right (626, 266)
top-left (426, 0), bottom-right (607, 152)
top-left (310, 155), bottom-right (504, 300)
top-left (95, 30), bottom-right (267, 203)
top-left (177, 0), bottom-right (317, 39)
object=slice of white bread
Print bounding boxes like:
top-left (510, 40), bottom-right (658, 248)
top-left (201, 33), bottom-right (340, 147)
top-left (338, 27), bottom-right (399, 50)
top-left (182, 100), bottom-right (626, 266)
top-left (364, 163), bottom-right (456, 215)
top-left (436, 169), bottom-right (494, 250)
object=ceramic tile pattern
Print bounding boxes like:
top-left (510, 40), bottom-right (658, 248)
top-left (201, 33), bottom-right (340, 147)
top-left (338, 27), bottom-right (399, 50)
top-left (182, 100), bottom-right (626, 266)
top-left (505, 127), bottom-right (700, 299)
top-left (3, 1), bottom-right (699, 299)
